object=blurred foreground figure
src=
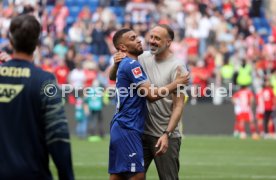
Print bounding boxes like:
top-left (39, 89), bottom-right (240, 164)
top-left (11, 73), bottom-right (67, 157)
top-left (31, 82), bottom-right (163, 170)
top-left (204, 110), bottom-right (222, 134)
top-left (0, 14), bottom-right (74, 180)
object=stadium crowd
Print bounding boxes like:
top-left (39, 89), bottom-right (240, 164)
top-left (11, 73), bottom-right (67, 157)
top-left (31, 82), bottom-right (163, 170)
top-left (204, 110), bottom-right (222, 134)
top-left (1, 0), bottom-right (276, 138)
top-left (1, 0), bottom-right (276, 98)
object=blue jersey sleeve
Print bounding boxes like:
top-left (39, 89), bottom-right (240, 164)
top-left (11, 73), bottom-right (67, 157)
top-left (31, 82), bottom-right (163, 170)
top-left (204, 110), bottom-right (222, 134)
top-left (124, 59), bottom-right (148, 86)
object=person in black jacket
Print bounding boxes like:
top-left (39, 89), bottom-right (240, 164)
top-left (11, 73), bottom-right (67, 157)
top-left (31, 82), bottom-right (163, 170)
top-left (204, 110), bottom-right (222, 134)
top-left (0, 14), bottom-right (74, 180)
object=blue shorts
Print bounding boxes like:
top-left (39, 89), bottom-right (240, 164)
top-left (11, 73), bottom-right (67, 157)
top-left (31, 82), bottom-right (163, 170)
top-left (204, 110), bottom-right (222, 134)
top-left (108, 121), bottom-right (144, 174)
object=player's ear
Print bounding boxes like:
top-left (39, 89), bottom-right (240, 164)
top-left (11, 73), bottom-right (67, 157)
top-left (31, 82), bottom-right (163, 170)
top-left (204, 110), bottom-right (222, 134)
top-left (8, 33), bottom-right (14, 49)
top-left (118, 44), bottom-right (127, 51)
top-left (167, 39), bottom-right (172, 47)
top-left (9, 40), bottom-right (15, 51)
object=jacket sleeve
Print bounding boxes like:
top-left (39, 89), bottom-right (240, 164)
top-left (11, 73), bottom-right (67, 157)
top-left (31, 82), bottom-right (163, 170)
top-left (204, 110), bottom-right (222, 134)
top-left (40, 74), bottom-right (74, 180)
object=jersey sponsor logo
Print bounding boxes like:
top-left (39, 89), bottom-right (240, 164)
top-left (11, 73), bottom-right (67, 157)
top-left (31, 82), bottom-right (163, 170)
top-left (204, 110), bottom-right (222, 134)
top-left (132, 67), bottom-right (142, 78)
top-left (0, 84), bottom-right (24, 103)
top-left (0, 67), bottom-right (30, 77)
top-left (129, 60), bottom-right (136, 64)
top-left (129, 153), bottom-right (136, 157)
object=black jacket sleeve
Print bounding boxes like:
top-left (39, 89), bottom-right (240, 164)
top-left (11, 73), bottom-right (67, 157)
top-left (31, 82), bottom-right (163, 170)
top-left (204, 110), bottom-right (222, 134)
top-left (40, 75), bottom-right (74, 180)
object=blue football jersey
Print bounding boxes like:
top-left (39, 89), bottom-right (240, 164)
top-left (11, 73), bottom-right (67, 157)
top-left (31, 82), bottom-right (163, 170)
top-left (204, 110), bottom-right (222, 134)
top-left (111, 57), bottom-right (148, 133)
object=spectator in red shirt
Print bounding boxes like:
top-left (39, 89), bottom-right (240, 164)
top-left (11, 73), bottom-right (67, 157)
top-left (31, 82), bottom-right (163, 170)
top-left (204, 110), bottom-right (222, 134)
top-left (54, 59), bottom-right (70, 86)
top-left (78, 6), bottom-right (92, 22)
top-left (222, 0), bottom-right (233, 19)
top-left (262, 36), bottom-right (276, 61)
top-left (83, 61), bottom-right (98, 88)
top-left (41, 57), bottom-right (54, 73)
top-left (190, 61), bottom-right (210, 105)
top-left (234, 0), bottom-right (251, 17)
top-left (184, 33), bottom-right (199, 63)
top-left (204, 48), bottom-right (215, 77)
top-left (52, 0), bottom-right (69, 33)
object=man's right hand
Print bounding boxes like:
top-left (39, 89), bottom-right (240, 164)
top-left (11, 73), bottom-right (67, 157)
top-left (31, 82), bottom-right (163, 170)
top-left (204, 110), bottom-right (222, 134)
top-left (175, 66), bottom-right (190, 85)
top-left (113, 52), bottom-right (126, 65)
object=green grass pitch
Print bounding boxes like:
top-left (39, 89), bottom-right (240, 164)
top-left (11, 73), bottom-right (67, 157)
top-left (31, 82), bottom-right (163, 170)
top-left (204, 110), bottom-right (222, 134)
top-left (50, 136), bottom-right (276, 180)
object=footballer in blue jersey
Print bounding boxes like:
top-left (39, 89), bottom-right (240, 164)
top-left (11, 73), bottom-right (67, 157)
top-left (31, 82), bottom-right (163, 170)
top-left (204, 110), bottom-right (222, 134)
top-left (109, 29), bottom-right (148, 180)
top-left (109, 56), bottom-right (148, 175)
top-left (0, 15), bottom-right (74, 180)
top-left (112, 57), bottom-right (148, 133)
top-left (109, 29), bottom-right (189, 180)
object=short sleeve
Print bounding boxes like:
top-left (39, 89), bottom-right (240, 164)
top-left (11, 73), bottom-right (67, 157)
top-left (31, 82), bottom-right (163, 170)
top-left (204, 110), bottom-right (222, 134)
top-left (124, 59), bottom-right (148, 86)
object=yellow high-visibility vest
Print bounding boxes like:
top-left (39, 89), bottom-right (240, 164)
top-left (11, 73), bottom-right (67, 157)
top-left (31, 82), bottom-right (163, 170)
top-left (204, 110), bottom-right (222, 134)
top-left (270, 75), bottom-right (276, 95)
top-left (221, 64), bottom-right (234, 80)
top-left (237, 65), bottom-right (252, 86)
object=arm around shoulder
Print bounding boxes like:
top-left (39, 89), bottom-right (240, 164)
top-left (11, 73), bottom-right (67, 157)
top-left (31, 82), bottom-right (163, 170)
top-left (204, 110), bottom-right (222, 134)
top-left (138, 71), bottom-right (189, 102)
top-left (138, 80), bottom-right (180, 102)
top-left (109, 64), bottom-right (119, 81)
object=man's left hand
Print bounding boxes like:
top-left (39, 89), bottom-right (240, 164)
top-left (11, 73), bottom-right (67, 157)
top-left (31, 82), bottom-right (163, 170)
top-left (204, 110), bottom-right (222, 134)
top-left (155, 134), bottom-right (169, 156)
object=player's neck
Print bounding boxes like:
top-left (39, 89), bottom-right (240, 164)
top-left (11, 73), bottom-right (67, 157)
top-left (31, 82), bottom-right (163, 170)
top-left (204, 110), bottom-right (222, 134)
top-left (155, 50), bottom-right (172, 62)
top-left (12, 52), bottom-right (33, 62)
top-left (126, 53), bottom-right (138, 61)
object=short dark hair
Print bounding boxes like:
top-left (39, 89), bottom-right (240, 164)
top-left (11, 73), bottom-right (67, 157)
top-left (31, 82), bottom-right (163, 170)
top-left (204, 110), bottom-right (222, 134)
top-left (9, 14), bottom-right (41, 55)
top-left (154, 24), bottom-right (174, 41)
top-left (112, 28), bottom-right (132, 50)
